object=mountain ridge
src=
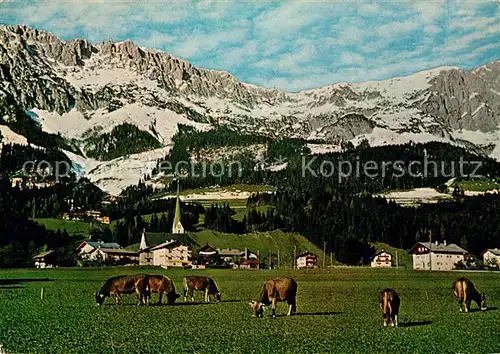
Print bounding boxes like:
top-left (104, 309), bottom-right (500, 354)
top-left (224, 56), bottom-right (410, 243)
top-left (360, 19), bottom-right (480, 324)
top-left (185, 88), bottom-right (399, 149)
top-left (1, 24), bottom-right (500, 194)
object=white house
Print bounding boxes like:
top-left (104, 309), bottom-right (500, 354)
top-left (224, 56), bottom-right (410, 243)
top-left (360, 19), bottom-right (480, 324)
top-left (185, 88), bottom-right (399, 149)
top-left (88, 248), bottom-right (138, 264)
top-left (33, 250), bottom-right (56, 268)
top-left (371, 251), bottom-right (392, 268)
top-left (76, 241), bottom-right (122, 260)
top-left (139, 240), bottom-right (191, 268)
top-left (296, 252), bottom-right (317, 269)
top-left (482, 248), bottom-right (500, 267)
top-left (410, 241), bottom-right (467, 271)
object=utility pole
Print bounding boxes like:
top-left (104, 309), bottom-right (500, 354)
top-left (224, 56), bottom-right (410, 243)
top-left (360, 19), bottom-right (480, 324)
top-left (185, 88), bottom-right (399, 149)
top-left (429, 230), bottom-right (432, 272)
top-left (395, 250), bottom-right (399, 270)
top-left (322, 241), bottom-right (326, 269)
top-left (330, 252), bottom-right (333, 267)
top-left (277, 250), bottom-right (280, 269)
top-left (293, 245), bottom-right (297, 270)
top-left (269, 249), bottom-right (272, 270)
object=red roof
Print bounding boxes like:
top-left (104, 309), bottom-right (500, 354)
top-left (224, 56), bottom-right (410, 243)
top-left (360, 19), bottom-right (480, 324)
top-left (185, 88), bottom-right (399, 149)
top-left (241, 259), bottom-right (260, 265)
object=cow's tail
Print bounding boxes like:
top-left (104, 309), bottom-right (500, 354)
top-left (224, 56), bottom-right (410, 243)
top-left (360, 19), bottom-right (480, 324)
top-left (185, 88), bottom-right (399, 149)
top-left (381, 291), bottom-right (391, 319)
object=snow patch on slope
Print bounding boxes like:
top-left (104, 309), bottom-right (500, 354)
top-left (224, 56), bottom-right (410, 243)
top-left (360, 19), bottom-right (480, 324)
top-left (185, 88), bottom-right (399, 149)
top-left (351, 127), bottom-right (448, 147)
top-left (80, 146), bottom-right (171, 195)
top-left (0, 125), bottom-right (28, 145)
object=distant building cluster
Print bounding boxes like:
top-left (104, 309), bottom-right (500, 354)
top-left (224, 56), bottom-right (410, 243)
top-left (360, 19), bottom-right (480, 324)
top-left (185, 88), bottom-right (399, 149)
top-left (62, 210), bottom-right (110, 224)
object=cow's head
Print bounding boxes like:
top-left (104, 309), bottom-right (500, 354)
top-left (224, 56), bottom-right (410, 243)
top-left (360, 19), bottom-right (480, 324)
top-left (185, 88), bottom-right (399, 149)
top-left (95, 291), bottom-right (106, 306)
top-left (214, 292), bottom-right (221, 302)
top-left (480, 294), bottom-right (487, 311)
top-left (249, 301), bottom-right (264, 317)
top-left (167, 292), bottom-right (181, 305)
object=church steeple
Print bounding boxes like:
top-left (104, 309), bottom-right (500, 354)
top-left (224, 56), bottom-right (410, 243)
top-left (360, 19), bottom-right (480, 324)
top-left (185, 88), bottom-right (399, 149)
top-left (139, 228), bottom-right (147, 250)
top-left (172, 178), bottom-right (185, 234)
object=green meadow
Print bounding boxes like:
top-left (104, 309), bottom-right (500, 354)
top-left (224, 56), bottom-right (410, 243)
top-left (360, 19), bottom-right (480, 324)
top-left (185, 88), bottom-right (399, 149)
top-left (0, 268), bottom-right (499, 353)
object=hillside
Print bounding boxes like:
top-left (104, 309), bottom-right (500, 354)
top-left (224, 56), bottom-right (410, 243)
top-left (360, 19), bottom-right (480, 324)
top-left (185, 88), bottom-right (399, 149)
top-left (127, 229), bottom-right (332, 267)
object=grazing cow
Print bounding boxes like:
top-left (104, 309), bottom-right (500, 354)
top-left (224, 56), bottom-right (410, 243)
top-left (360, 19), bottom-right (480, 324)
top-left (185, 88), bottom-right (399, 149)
top-left (249, 277), bottom-right (297, 318)
top-left (95, 275), bottom-right (149, 306)
top-left (146, 275), bottom-right (180, 305)
top-left (183, 276), bottom-right (221, 303)
top-left (453, 278), bottom-right (486, 312)
top-left (379, 289), bottom-right (400, 327)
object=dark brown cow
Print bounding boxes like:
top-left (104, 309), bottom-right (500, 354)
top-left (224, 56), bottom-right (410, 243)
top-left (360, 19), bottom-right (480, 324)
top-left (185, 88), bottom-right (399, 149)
top-left (146, 275), bottom-right (180, 305)
top-left (379, 289), bottom-right (400, 327)
top-left (453, 278), bottom-right (486, 312)
top-left (183, 276), bottom-right (221, 303)
top-left (95, 275), bottom-right (149, 306)
top-left (249, 277), bottom-right (297, 318)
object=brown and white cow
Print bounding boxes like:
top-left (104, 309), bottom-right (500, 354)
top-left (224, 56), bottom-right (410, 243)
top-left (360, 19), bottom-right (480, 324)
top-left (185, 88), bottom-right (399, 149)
top-left (147, 275), bottom-right (180, 305)
top-left (453, 278), bottom-right (486, 312)
top-left (183, 276), bottom-right (221, 303)
top-left (95, 275), bottom-right (149, 306)
top-left (379, 288), bottom-right (400, 327)
top-left (249, 277), bottom-right (297, 318)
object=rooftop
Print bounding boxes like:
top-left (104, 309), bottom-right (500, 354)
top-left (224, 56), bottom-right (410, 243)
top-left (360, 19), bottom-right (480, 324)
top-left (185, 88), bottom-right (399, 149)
top-left (411, 242), bottom-right (467, 254)
top-left (484, 248), bottom-right (500, 256)
top-left (33, 250), bottom-right (55, 259)
top-left (83, 241), bottom-right (121, 249)
top-left (97, 248), bottom-right (138, 255)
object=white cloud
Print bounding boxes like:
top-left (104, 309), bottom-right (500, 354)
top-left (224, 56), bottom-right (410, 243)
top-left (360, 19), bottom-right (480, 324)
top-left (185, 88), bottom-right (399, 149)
top-left (440, 25), bottom-right (499, 53)
top-left (136, 30), bottom-right (177, 51)
top-left (174, 28), bottom-right (248, 58)
top-left (412, 0), bottom-right (446, 21)
top-left (339, 52), bottom-right (365, 66)
top-left (424, 25), bottom-right (442, 34)
top-left (376, 19), bottom-right (420, 37)
top-left (253, 1), bottom-right (331, 36)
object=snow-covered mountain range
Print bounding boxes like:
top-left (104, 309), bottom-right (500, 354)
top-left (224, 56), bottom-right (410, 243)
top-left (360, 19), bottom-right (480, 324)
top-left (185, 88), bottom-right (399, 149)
top-left (1, 25), bottom-right (499, 194)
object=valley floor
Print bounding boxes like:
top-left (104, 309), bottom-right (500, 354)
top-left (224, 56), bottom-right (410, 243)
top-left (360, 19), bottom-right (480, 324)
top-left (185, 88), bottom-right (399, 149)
top-left (0, 268), bottom-right (499, 353)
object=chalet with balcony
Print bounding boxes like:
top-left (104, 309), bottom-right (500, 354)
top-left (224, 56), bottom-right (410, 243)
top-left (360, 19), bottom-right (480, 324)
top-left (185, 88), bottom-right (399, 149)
top-left (296, 252), bottom-right (317, 269)
top-left (371, 251), bottom-right (392, 268)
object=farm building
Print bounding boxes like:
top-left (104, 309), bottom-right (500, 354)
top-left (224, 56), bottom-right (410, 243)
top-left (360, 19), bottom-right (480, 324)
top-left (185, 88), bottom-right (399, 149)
top-left (139, 240), bottom-right (192, 268)
top-left (33, 250), bottom-right (56, 268)
top-left (218, 248), bottom-right (258, 266)
top-left (198, 244), bottom-right (219, 265)
top-left (77, 241), bottom-right (122, 260)
top-left (409, 241), bottom-right (467, 271)
top-left (371, 251), bottom-right (392, 268)
top-left (296, 252), bottom-right (317, 269)
top-left (238, 259), bottom-right (260, 269)
top-left (482, 248), bottom-right (500, 267)
top-left (88, 248), bottom-right (138, 265)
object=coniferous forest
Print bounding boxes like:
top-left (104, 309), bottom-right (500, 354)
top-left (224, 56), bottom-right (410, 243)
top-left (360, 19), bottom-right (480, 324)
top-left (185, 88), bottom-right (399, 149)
top-left (3, 121), bottom-right (500, 267)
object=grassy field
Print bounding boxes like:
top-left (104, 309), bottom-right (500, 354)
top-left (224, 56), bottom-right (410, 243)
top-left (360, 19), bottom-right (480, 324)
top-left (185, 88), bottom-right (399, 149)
top-left (455, 178), bottom-right (500, 192)
top-left (35, 218), bottom-right (93, 236)
top-left (0, 267), bottom-right (499, 353)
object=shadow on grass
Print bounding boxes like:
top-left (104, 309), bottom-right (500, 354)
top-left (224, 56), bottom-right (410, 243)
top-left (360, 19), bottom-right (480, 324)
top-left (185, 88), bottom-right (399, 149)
top-left (0, 286), bottom-right (24, 290)
top-left (0, 278), bottom-right (54, 286)
top-left (171, 302), bottom-right (212, 307)
top-left (399, 320), bottom-right (433, 327)
top-left (267, 311), bottom-right (341, 318)
top-left (295, 311), bottom-right (342, 317)
top-left (468, 306), bottom-right (497, 312)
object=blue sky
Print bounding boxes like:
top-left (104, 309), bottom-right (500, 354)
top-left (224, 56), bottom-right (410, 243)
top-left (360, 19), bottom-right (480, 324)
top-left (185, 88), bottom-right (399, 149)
top-left (1, 0), bottom-right (499, 91)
